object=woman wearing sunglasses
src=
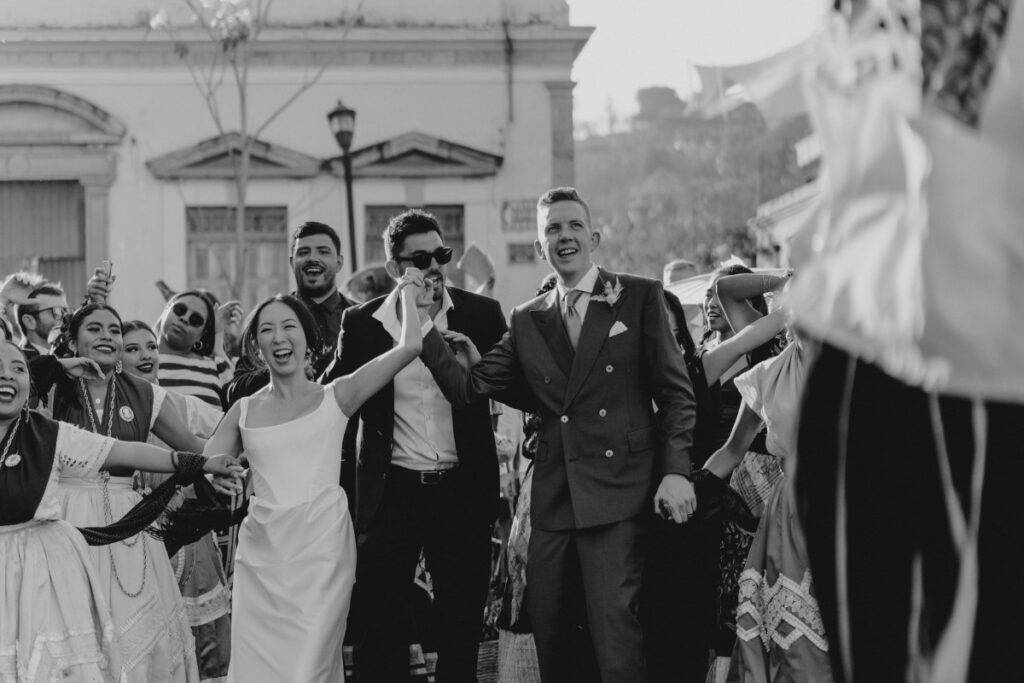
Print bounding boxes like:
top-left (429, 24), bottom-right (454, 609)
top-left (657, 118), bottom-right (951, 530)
top-left (157, 291), bottom-right (234, 410)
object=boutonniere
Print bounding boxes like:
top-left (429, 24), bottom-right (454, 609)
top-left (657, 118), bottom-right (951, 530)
top-left (591, 277), bottom-right (624, 307)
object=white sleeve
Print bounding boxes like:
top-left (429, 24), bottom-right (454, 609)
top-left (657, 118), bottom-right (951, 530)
top-left (56, 423), bottom-right (115, 477)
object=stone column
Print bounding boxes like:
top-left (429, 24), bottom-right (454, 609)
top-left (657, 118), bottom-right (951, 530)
top-left (81, 172), bottom-right (115, 270)
top-left (545, 80), bottom-right (576, 187)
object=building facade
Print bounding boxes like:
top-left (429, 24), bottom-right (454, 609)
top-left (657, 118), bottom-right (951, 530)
top-left (0, 0), bottom-right (591, 318)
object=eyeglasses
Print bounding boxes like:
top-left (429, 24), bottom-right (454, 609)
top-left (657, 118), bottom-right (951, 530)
top-left (33, 306), bottom-right (66, 318)
top-left (171, 302), bottom-right (206, 328)
top-left (395, 246), bottom-right (454, 270)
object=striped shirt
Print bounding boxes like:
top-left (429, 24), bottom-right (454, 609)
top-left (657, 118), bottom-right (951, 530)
top-left (158, 353), bottom-right (232, 409)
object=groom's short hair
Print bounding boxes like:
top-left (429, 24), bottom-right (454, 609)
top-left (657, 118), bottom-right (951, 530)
top-left (537, 187), bottom-right (592, 227)
top-left (382, 209), bottom-right (443, 261)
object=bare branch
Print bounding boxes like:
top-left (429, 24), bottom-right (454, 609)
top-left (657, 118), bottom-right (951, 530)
top-left (251, 0), bottom-right (365, 139)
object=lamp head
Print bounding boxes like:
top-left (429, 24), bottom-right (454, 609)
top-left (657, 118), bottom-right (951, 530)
top-left (327, 100), bottom-right (356, 151)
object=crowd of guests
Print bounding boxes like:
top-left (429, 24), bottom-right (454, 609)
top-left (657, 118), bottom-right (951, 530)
top-left (0, 181), bottom-right (1003, 683)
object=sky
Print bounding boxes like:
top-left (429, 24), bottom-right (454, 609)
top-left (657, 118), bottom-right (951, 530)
top-left (568, 0), bottom-right (826, 130)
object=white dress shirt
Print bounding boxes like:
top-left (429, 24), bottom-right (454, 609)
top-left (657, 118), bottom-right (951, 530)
top-left (372, 286), bottom-right (459, 471)
top-left (556, 263), bottom-right (600, 322)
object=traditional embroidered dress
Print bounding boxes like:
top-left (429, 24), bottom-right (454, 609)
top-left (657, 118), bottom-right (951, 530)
top-left (727, 343), bottom-right (833, 683)
top-left (0, 411), bottom-right (124, 682)
top-left (53, 371), bottom-right (199, 683)
top-left (143, 391), bottom-right (231, 683)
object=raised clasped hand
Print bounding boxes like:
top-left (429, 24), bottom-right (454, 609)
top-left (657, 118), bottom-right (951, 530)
top-left (397, 267), bottom-right (435, 314)
top-left (653, 473), bottom-right (697, 524)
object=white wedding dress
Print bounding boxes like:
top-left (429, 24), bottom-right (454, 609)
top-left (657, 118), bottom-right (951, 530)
top-left (227, 385), bottom-right (356, 683)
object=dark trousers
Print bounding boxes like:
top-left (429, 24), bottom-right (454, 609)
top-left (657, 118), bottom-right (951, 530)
top-left (349, 467), bottom-right (492, 683)
top-left (797, 343), bottom-right (1023, 682)
top-left (640, 518), bottom-right (720, 683)
top-left (527, 520), bottom-right (648, 683)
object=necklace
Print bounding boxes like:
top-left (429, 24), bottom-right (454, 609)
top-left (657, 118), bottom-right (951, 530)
top-left (79, 375), bottom-right (148, 597)
top-left (78, 376), bottom-right (117, 437)
top-left (0, 413), bottom-right (23, 468)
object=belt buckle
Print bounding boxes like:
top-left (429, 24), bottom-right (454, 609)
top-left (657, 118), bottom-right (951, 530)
top-left (419, 470), bottom-right (444, 485)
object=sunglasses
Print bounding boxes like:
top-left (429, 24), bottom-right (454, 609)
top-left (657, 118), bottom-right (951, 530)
top-left (33, 306), bottom-right (67, 318)
top-left (395, 246), bottom-right (454, 270)
top-left (171, 302), bottom-right (206, 328)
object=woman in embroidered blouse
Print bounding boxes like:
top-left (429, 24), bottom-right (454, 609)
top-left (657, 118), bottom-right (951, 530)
top-left (122, 320), bottom-right (233, 683)
top-left (44, 304), bottom-right (229, 683)
top-left (0, 339), bottom-right (242, 683)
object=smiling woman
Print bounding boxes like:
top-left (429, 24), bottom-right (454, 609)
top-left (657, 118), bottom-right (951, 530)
top-left (29, 303), bottom-right (227, 682)
top-left (207, 278), bottom-right (427, 683)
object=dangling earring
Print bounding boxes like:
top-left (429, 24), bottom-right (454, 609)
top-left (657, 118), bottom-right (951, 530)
top-left (114, 360), bottom-right (123, 374)
top-left (193, 340), bottom-right (204, 353)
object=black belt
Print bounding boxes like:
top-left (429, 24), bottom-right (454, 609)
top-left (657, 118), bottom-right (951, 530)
top-left (388, 465), bottom-right (460, 486)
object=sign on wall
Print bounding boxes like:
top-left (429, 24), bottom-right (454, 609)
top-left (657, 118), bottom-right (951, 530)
top-left (501, 199), bottom-right (537, 232)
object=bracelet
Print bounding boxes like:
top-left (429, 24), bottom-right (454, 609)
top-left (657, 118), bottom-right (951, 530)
top-left (170, 451), bottom-right (207, 476)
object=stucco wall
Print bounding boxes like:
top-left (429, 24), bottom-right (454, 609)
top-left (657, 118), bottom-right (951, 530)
top-left (0, 0), bottom-right (569, 29)
top-left (1, 59), bottom-right (560, 321)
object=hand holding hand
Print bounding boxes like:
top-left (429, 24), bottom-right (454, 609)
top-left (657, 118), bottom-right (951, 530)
top-left (58, 357), bottom-right (104, 381)
top-left (397, 267), bottom-right (435, 318)
top-left (203, 454), bottom-right (245, 495)
top-left (440, 330), bottom-right (481, 369)
top-left (653, 473), bottom-right (697, 524)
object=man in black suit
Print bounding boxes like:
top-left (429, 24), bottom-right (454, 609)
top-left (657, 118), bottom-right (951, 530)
top-left (322, 209), bottom-right (508, 682)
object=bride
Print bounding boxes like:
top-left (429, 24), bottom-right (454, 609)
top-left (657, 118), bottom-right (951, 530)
top-left (205, 269), bottom-right (431, 682)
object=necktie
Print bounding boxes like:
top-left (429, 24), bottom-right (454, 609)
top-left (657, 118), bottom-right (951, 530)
top-left (563, 289), bottom-right (584, 350)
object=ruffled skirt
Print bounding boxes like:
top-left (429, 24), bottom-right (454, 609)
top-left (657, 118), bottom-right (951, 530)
top-left (59, 476), bottom-right (198, 683)
top-left (728, 475), bottom-right (833, 683)
top-left (0, 519), bottom-right (121, 683)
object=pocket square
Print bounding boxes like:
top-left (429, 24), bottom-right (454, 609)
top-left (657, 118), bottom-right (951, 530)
top-left (608, 321), bottom-right (628, 337)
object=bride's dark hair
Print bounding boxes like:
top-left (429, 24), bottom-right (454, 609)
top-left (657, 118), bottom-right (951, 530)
top-left (239, 294), bottom-right (321, 371)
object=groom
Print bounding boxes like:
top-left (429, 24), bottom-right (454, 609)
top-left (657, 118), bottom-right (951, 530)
top-left (421, 187), bottom-right (697, 682)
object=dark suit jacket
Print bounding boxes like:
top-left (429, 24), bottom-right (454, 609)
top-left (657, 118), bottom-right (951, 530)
top-left (422, 269), bottom-right (696, 531)
top-left (321, 287), bottom-right (508, 535)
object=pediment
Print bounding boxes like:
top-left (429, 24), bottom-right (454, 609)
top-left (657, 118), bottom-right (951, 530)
top-left (343, 131), bottom-right (503, 179)
top-left (0, 85), bottom-right (126, 146)
top-left (147, 132), bottom-right (322, 180)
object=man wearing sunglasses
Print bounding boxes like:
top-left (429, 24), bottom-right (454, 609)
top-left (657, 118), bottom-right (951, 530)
top-left (322, 209), bottom-right (508, 683)
top-left (15, 281), bottom-right (67, 361)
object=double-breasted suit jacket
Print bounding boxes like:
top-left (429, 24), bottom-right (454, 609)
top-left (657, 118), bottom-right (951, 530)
top-left (422, 268), bottom-right (696, 531)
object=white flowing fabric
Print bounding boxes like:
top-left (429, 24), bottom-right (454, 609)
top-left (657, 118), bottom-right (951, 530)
top-left (227, 386), bottom-right (356, 683)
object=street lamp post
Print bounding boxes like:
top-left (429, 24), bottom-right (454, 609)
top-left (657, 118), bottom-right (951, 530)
top-left (327, 100), bottom-right (358, 271)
